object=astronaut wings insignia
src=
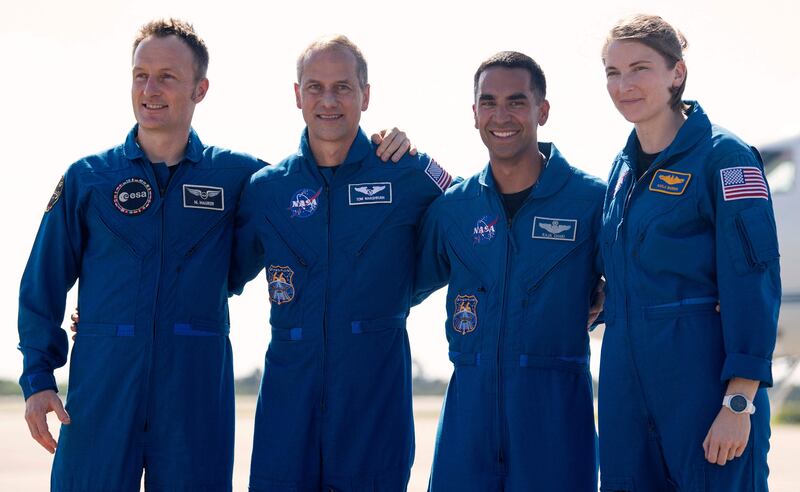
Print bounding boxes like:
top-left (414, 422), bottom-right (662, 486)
top-left (353, 185), bottom-right (386, 196)
top-left (658, 174), bottom-right (685, 186)
top-left (349, 182), bottom-right (392, 205)
top-left (539, 222), bottom-right (572, 235)
top-left (187, 188), bottom-right (222, 200)
top-left (532, 216), bottom-right (578, 241)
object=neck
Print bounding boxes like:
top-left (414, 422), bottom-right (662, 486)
top-left (137, 127), bottom-right (190, 166)
top-left (634, 107), bottom-right (686, 154)
top-left (308, 132), bottom-right (357, 167)
top-left (490, 147), bottom-right (544, 194)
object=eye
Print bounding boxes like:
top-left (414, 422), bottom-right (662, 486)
top-left (336, 84), bottom-right (352, 93)
top-left (633, 65), bottom-right (648, 72)
top-left (605, 70), bottom-right (619, 79)
top-left (479, 100), bottom-right (495, 108)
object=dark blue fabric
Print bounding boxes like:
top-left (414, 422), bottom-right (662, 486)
top-left (598, 102), bottom-right (777, 490)
top-left (231, 128), bottom-right (445, 489)
top-left (18, 126), bottom-right (263, 491)
top-left (414, 142), bottom-right (604, 490)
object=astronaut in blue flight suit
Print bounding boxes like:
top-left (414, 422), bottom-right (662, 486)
top-left (598, 15), bottom-right (778, 491)
top-left (17, 20), bottom-right (266, 492)
top-left (229, 36), bottom-right (451, 491)
top-left (414, 52), bottom-right (604, 491)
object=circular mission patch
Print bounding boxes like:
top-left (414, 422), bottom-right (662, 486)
top-left (45, 175), bottom-right (65, 213)
top-left (113, 178), bottom-right (153, 215)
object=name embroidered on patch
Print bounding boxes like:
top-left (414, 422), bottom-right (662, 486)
top-left (453, 294), bottom-right (478, 335)
top-left (183, 184), bottom-right (224, 211)
top-left (532, 216), bottom-right (577, 241)
top-left (425, 158), bottom-right (453, 192)
top-left (267, 265), bottom-right (295, 305)
top-left (720, 166), bottom-right (769, 201)
top-left (289, 187), bottom-right (322, 218)
top-left (45, 175), bottom-right (65, 213)
top-left (472, 215), bottom-right (499, 245)
top-left (648, 169), bottom-right (692, 195)
top-left (113, 178), bottom-right (153, 215)
top-left (348, 182), bottom-right (392, 205)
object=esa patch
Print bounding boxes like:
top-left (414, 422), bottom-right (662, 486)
top-left (532, 216), bottom-right (577, 241)
top-left (183, 184), bottom-right (224, 211)
top-left (113, 178), bottom-right (153, 215)
top-left (425, 159), bottom-right (453, 192)
top-left (720, 166), bottom-right (769, 201)
top-left (648, 169), bottom-right (691, 195)
top-left (45, 175), bottom-right (65, 213)
top-left (348, 182), bottom-right (392, 205)
top-left (453, 294), bottom-right (478, 335)
top-left (472, 215), bottom-right (499, 245)
top-left (289, 187), bottom-right (322, 218)
top-left (267, 265), bottom-right (295, 305)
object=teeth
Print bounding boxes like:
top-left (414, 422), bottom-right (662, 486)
top-left (491, 130), bottom-right (517, 138)
top-left (145, 104), bottom-right (166, 109)
top-left (318, 115), bottom-right (341, 120)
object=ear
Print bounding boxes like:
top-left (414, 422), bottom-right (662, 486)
top-left (192, 78), bottom-right (209, 103)
top-left (473, 103), bottom-right (478, 129)
top-left (673, 60), bottom-right (687, 88)
top-left (538, 99), bottom-right (550, 126)
top-left (294, 83), bottom-right (302, 109)
top-left (361, 84), bottom-right (370, 111)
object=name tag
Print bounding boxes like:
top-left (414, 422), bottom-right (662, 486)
top-left (649, 170), bottom-right (691, 195)
top-left (183, 184), bottom-right (224, 211)
top-left (532, 216), bottom-right (577, 241)
top-left (348, 182), bottom-right (392, 205)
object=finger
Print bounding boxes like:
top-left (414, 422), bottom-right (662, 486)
top-left (726, 446), bottom-right (736, 462)
top-left (409, 144), bottom-right (417, 156)
top-left (734, 443), bottom-right (745, 458)
top-left (53, 400), bottom-right (71, 424)
top-left (715, 302), bottom-right (720, 313)
top-left (702, 432), bottom-right (710, 456)
top-left (370, 130), bottom-right (387, 145)
top-left (70, 324), bottom-right (77, 333)
top-left (29, 412), bottom-right (56, 454)
top-left (715, 443), bottom-right (730, 466)
top-left (390, 141), bottom-right (411, 163)
top-left (380, 138), bottom-right (403, 162)
top-left (706, 440), bottom-right (718, 463)
top-left (72, 334), bottom-right (76, 342)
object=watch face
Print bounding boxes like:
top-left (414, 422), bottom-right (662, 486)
top-left (730, 395), bottom-right (748, 412)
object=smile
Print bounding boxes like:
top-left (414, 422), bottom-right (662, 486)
top-left (316, 114), bottom-right (343, 120)
top-left (143, 104), bottom-right (167, 109)
top-left (490, 130), bottom-right (519, 138)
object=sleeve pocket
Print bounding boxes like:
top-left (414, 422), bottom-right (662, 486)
top-left (726, 206), bottom-right (780, 274)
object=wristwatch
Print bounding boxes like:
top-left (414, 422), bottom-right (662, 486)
top-left (722, 394), bottom-right (756, 415)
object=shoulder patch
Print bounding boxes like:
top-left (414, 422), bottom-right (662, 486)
top-left (648, 169), bottom-right (691, 195)
top-left (425, 158), bottom-right (453, 192)
top-left (720, 166), bottom-right (769, 201)
top-left (45, 175), bottom-right (65, 212)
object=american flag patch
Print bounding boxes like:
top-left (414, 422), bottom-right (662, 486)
top-left (425, 159), bottom-right (452, 192)
top-left (720, 166), bottom-right (769, 201)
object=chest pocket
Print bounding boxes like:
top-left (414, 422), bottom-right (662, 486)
top-left (88, 191), bottom-right (154, 258)
top-left (444, 224), bottom-right (496, 291)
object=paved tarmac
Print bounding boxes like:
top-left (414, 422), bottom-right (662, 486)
top-left (1, 396), bottom-right (797, 491)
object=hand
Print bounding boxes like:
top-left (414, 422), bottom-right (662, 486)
top-left (69, 307), bottom-right (79, 341)
top-left (587, 278), bottom-right (605, 328)
top-left (25, 390), bottom-right (70, 454)
top-left (702, 406), bottom-right (750, 465)
top-left (371, 127), bottom-right (417, 163)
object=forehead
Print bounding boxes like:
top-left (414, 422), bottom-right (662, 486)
top-left (477, 67), bottom-right (534, 97)
top-left (300, 47), bottom-right (359, 82)
top-left (604, 39), bottom-right (663, 66)
top-left (133, 35), bottom-right (196, 71)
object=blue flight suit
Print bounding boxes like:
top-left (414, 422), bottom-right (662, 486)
top-left (230, 128), bottom-right (448, 491)
top-left (18, 127), bottom-right (263, 492)
top-left (598, 102), bottom-right (779, 491)
top-left (414, 143), bottom-right (604, 491)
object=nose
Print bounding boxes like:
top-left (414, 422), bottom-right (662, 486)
top-left (493, 104), bottom-right (511, 123)
top-left (143, 77), bottom-right (161, 97)
top-left (321, 88), bottom-right (337, 108)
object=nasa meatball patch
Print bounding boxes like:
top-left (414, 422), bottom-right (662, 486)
top-left (183, 184), bottom-right (224, 211)
top-left (532, 216), bottom-right (577, 241)
top-left (113, 178), bottom-right (153, 215)
top-left (45, 175), bottom-right (65, 213)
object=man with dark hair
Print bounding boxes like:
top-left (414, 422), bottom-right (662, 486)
top-left (18, 18), bottom-right (264, 491)
top-left (414, 51), bottom-right (604, 490)
top-left (230, 35), bottom-right (452, 491)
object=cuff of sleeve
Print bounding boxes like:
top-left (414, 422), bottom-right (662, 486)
top-left (20, 372), bottom-right (58, 400)
top-left (720, 353), bottom-right (773, 388)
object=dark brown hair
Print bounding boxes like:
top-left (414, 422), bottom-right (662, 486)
top-left (133, 18), bottom-right (209, 81)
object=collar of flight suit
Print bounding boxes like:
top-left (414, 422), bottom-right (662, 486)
top-left (619, 100), bottom-right (711, 172)
top-left (296, 127), bottom-right (372, 169)
top-left (121, 124), bottom-right (205, 165)
top-left (477, 141), bottom-right (572, 199)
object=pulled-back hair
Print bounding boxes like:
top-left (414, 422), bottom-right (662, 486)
top-left (603, 14), bottom-right (688, 110)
